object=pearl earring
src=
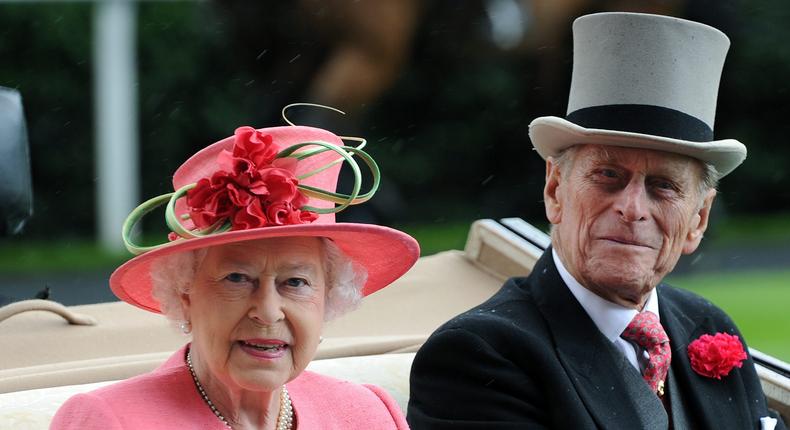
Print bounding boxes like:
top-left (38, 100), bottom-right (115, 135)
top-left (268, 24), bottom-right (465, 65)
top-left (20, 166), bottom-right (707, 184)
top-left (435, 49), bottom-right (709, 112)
top-left (180, 320), bottom-right (192, 334)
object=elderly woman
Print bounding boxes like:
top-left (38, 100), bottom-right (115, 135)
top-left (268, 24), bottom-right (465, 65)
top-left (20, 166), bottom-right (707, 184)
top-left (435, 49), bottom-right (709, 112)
top-left (51, 120), bottom-right (419, 429)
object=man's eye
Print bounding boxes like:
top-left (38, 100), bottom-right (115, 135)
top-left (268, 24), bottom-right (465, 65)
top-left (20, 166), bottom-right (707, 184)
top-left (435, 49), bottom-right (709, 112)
top-left (653, 180), bottom-right (677, 191)
top-left (595, 169), bottom-right (618, 179)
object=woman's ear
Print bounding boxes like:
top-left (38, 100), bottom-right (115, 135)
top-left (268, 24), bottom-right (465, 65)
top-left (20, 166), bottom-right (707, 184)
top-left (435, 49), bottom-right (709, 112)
top-left (683, 188), bottom-right (717, 254)
top-left (544, 158), bottom-right (563, 225)
top-left (178, 288), bottom-right (192, 321)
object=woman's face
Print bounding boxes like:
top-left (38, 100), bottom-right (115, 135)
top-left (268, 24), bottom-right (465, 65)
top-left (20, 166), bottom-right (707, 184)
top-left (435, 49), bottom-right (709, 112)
top-left (181, 236), bottom-right (326, 393)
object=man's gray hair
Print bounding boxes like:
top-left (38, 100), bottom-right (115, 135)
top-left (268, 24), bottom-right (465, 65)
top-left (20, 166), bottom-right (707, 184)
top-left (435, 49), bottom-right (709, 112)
top-left (150, 238), bottom-right (366, 326)
top-left (551, 144), bottom-right (720, 196)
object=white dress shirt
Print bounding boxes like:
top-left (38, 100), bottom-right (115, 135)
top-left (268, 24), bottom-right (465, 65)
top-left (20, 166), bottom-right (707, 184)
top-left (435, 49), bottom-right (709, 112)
top-left (552, 249), bottom-right (660, 373)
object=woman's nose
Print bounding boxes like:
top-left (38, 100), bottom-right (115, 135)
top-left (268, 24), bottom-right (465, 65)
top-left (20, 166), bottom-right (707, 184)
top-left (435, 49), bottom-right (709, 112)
top-left (248, 280), bottom-right (285, 325)
top-left (613, 180), bottom-right (649, 222)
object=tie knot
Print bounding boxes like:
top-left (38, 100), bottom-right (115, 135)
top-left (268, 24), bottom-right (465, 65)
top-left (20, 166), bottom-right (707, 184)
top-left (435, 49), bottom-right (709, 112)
top-left (621, 311), bottom-right (669, 349)
top-left (621, 310), bottom-right (672, 395)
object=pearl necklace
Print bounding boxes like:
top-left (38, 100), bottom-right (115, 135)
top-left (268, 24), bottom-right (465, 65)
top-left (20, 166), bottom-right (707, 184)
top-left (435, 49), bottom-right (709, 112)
top-left (187, 350), bottom-right (294, 429)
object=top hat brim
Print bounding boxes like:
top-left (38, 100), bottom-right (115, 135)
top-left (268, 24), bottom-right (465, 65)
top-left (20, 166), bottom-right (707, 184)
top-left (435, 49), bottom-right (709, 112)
top-left (110, 222), bottom-right (419, 314)
top-left (529, 116), bottom-right (747, 177)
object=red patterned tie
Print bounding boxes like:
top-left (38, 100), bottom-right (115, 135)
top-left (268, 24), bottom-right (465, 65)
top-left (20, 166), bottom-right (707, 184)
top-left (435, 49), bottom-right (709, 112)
top-left (621, 311), bottom-right (671, 396)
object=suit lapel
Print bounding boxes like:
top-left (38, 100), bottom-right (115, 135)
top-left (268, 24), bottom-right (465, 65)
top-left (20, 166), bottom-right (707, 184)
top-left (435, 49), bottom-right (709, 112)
top-left (530, 251), bottom-right (668, 430)
top-left (666, 365), bottom-right (693, 429)
top-left (658, 286), bottom-right (752, 429)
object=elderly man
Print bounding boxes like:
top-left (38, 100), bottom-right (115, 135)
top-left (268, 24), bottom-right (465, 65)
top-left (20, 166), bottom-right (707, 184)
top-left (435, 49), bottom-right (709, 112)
top-left (407, 12), bottom-right (786, 430)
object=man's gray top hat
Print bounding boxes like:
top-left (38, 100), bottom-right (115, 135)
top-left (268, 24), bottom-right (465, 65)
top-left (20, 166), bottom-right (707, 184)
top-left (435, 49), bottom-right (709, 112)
top-left (529, 12), bottom-right (747, 177)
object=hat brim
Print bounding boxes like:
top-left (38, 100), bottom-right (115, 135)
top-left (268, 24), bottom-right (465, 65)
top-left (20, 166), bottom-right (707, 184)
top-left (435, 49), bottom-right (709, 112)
top-left (110, 223), bottom-right (420, 313)
top-left (529, 116), bottom-right (747, 177)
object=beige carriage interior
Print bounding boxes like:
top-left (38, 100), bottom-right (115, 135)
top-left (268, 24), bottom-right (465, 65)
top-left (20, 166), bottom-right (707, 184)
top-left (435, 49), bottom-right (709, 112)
top-left (1, 218), bottom-right (787, 428)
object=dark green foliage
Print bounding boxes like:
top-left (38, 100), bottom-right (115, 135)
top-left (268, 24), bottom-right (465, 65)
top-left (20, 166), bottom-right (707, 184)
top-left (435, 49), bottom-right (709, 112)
top-left (1, 0), bottom-right (788, 240)
top-left (0, 4), bottom-right (93, 237)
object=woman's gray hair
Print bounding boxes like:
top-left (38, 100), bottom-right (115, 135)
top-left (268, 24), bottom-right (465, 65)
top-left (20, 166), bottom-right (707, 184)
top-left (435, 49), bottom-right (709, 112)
top-left (150, 238), bottom-right (366, 326)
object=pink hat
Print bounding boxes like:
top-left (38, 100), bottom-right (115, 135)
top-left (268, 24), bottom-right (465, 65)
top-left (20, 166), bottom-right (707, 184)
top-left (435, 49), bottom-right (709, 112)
top-left (111, 124), bottom-right (419, 314)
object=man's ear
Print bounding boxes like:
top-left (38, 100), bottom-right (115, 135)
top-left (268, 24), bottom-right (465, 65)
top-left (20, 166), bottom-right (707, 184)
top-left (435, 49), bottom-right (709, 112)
top-left (544, 158), bottom-right (563, 225)
top-left (683, 188), bottom-right (717, 254)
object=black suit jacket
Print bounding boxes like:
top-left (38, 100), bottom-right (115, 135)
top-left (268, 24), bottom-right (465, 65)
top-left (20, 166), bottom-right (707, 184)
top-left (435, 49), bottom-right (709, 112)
top-left (408, 250), bottom-right (786, 429)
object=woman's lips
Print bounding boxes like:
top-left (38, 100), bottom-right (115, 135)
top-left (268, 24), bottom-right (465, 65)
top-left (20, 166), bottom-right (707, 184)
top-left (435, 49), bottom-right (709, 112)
top-left (238, 339), bottom-right (289, 360)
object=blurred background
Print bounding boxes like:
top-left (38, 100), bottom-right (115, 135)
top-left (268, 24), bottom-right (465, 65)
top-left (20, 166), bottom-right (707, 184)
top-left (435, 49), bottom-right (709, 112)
top-left (0, 0), bottom-right (788, 359)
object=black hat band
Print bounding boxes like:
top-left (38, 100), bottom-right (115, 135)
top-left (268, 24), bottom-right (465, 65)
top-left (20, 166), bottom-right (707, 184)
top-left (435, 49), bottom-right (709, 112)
top-left (566, 104), bottom-right (713, 142)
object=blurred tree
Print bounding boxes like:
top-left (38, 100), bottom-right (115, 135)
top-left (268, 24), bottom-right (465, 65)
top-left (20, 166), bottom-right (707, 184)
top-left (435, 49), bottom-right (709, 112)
top-left (712, 0), bottom-right (790, 213)
top-left (0, 4), bottom-right (93, 237)
top-left (1, 0), bottom-right (788, 241)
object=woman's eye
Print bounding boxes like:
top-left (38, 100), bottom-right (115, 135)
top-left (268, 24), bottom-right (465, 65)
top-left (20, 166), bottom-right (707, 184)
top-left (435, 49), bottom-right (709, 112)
top-left (599, 169), bottom-right (618, 178)
top-left (225, 273), bottom-right (251, 283)
top-left (283, 278), bottom-right (308, 288)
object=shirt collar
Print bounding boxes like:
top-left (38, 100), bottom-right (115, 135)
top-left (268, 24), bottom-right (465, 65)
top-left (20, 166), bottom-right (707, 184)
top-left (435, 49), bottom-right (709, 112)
top-left (552, 248), bottom-right (659, 343)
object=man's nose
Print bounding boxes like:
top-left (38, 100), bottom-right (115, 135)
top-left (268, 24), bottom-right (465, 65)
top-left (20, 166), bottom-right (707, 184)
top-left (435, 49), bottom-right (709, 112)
top-left (248, 279), bottom-right (285, 325)
top-left (614, 180), bottom-right (649, 222)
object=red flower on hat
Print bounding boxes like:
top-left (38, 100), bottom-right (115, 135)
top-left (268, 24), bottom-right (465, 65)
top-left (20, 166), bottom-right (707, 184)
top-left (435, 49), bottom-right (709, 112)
top-left (687, 332), bottom-right (748, 379)
top-left (186, 126), bottom-right (318, 231)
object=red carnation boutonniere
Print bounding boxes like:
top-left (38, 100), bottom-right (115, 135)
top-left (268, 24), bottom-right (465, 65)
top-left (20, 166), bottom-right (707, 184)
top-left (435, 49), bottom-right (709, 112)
top-left (687, 332), bottom-right (748, 379)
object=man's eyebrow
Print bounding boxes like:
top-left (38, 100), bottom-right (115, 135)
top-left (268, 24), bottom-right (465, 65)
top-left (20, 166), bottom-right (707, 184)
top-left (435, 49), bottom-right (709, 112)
top-left (582, 146), bottom-right (616, 164)
top-left (583, 148), bottom-right (692, 175)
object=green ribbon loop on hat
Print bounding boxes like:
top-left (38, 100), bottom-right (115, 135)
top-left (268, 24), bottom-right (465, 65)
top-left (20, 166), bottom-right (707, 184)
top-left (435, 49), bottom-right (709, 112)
top-left (164, 183), bottom-right (232, 239)
top-left (278, 141), bottom-right (380, 214)
top-left (121, 192), bottom-right (174, 255)
top-left (121, 134), bottom-right (380, 256)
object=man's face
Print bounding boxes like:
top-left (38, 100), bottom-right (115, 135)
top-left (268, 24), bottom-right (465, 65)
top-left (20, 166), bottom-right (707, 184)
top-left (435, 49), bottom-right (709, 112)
top-left (544, 144), bottom-right (716, 308)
